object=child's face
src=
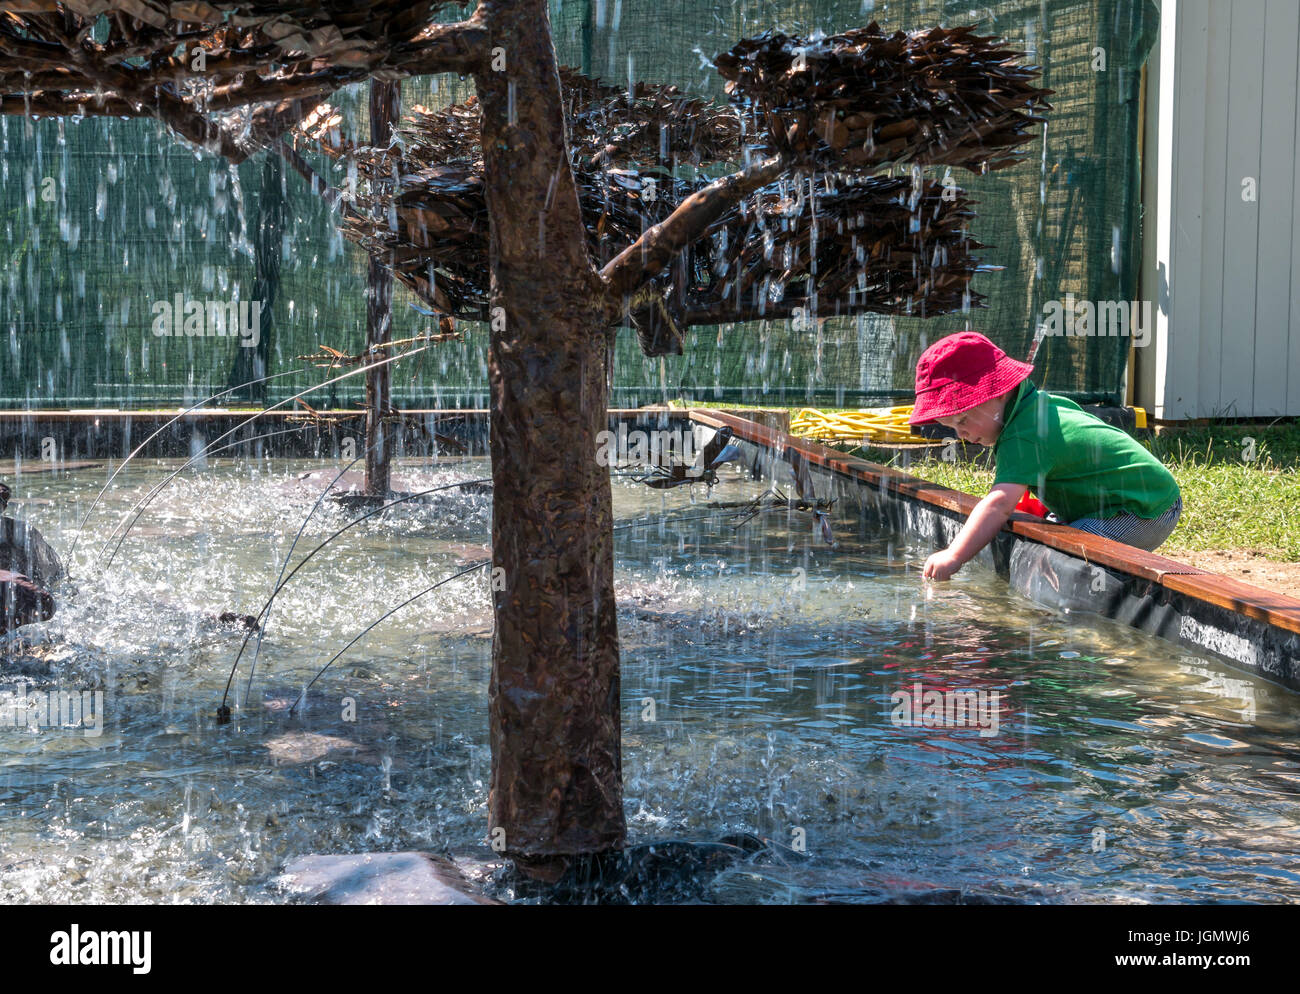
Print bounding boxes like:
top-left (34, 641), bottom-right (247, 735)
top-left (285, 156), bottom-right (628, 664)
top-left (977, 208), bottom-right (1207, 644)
top-left (935, 394), bottom-right (1009, 447)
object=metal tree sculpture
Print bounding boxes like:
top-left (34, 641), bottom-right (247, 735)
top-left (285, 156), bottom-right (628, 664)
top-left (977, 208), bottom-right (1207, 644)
top-left (0, 1), bottom-right (1050, 866)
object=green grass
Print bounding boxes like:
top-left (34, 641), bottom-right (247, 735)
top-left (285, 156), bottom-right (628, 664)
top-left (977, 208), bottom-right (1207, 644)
top-left (852, 422), bottom-right (1300, 562)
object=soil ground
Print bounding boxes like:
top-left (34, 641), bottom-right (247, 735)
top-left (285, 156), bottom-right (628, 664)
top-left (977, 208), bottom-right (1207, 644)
top-left (1160, 547), bottom-right (1300, 600)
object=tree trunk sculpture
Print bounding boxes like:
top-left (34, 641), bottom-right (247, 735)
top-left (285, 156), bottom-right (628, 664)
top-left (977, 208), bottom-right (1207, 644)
top-left (0, 0), bottom-right (1050, 865)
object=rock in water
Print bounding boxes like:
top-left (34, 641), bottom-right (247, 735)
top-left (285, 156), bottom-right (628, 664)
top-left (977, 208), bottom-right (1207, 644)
top-left (278, 852), bottom-right (498, 905)
top-left (264, 731), bottom-right (382, 766)
top-left (0, 516), bottom-right (63, 588)
top-left (214, 611), bottom-right (259, 632)
top-left (0, 569), bottom-right (55, 634)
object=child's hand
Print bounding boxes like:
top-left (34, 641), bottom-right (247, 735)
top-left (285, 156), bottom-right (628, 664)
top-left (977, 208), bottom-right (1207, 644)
top-left (922, 485), bottom-right (1022, 583)
top-left (922, 549), bottom-right (962, 581)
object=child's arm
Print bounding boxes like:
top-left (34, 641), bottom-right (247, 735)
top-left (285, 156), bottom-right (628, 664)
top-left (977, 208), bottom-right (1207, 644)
top-left (922, 482), bottom-right (1027, 581)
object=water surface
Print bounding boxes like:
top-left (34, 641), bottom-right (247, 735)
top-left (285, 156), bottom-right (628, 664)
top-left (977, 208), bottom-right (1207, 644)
top-left (2, 455), bottom-right (1297, 903)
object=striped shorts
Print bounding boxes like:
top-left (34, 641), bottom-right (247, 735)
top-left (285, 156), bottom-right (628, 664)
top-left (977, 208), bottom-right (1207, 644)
top-left (1063, 497), bottom-right (1183, 552)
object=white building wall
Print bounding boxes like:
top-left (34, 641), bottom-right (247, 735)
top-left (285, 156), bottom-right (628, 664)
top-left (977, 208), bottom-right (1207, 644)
top-left (1140, 0), bottom-right (1300, 419)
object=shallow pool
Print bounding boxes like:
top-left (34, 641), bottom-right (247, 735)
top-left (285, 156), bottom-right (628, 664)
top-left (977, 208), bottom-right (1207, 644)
top-left (1, 454), bottom-right (1298, 903)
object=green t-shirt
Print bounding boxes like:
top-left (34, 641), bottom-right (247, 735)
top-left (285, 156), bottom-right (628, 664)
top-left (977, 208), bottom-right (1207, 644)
top-left (992, 380), bottom-right (1180, 522)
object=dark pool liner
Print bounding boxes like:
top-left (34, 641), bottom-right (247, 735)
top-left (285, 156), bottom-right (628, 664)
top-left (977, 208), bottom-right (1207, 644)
top-left (684, 409), bottom-right (1300, 693)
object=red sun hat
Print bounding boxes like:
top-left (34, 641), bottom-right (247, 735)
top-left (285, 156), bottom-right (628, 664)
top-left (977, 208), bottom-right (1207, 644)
top-left (909, 331), bottom-right (1035, 426)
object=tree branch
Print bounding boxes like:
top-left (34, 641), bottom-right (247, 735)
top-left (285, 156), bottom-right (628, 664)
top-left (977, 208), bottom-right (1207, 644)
top-left (0, 92), bottom-right (140, 117)
top-left (39, 20), bottom-right (248, 160)
top-left (242, 96), bottom-right (331, 152)
top-left (275, 137), bottom-right (350, 212)
top-left (199, 15), bottom-right (489, 110)
top-left (390, 14), bottom-right (490, 76)
top-left (600, 154), bottom-right (787, 308)
top-left (0, 10), bottom-right (490, 163)
top-left (678, 294), bottom-right (812, 327)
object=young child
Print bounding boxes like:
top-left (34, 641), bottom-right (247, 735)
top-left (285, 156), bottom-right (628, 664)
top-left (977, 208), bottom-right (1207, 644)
top-left (908, 331), bottom-right (1182, 581)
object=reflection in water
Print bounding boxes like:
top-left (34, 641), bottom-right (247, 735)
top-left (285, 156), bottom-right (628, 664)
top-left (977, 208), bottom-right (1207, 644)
top-left (1, 456), bottom-right (1298, 903)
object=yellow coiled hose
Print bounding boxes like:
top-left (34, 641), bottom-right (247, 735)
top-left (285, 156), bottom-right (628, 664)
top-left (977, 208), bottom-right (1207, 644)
top-left (788, 407), bottom-right (932, 445)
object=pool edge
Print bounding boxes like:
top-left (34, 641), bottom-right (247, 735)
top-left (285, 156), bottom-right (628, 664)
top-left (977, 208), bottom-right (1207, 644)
top-left (689, 408), bottom-right (1300, 692)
